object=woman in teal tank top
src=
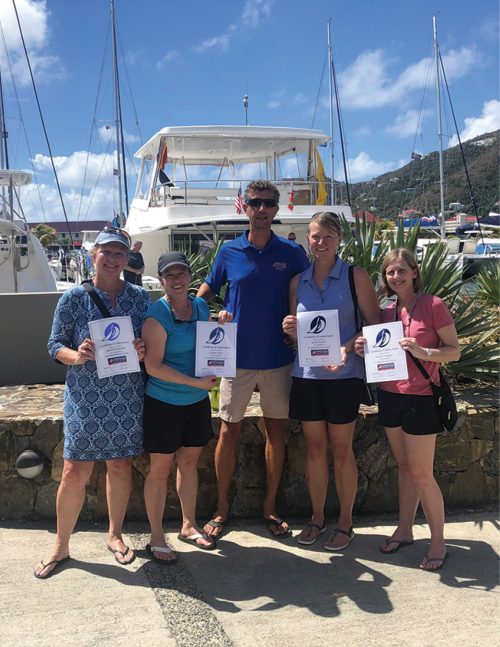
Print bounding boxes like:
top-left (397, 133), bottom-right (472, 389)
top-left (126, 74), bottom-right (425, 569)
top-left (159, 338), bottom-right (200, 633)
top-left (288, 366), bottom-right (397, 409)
top-left (141, 252), bottom-right (221, 562)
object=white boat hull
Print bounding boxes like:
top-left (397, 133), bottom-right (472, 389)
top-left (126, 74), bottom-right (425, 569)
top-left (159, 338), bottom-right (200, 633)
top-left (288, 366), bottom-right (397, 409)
top-left (127, 201), bottom-right (353, 276)
top-left (0, 219), bottom-right (57, 293)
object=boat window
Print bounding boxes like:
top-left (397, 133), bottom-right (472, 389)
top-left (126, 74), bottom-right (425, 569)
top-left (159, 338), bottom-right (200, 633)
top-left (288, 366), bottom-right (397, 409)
top-left (136, 158), bottom-right (154, 199)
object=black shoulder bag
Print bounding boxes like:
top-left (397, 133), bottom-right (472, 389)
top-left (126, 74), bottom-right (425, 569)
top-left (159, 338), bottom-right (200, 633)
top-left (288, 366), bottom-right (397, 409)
top-left (82, 280), bottom-right (112, 318)
top-left (408, 353), bottom-right (458, 432)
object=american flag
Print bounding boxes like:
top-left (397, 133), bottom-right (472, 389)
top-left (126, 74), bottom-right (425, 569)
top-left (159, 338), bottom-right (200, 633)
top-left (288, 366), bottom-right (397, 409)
top-left (235, 187), bottom-right (244, 214)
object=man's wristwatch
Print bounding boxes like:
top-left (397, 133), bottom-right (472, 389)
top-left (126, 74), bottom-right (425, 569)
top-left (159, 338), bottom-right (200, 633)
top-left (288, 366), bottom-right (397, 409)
top-left (425, 348), bottom-right (432, 357)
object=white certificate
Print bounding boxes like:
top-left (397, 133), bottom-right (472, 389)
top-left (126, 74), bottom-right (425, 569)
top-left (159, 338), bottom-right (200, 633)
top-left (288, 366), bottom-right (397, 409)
top-left (195, 321), bottom-right (237, 378)
top-left (297, 310), bottom-right (342, 368)
top-left (362, 321), bottom-right (408, 383)
top-left (88, 316), bottom-right (140, 379)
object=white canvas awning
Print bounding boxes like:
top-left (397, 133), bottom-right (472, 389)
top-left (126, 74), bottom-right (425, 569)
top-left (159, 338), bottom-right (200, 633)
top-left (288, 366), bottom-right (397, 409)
top-left (135, 125), bottom-right (329, 164)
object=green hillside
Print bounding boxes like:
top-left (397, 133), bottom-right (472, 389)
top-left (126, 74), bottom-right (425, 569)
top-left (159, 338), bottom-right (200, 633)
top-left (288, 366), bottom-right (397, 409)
top-left (346, 130), bottom-right (499, 219)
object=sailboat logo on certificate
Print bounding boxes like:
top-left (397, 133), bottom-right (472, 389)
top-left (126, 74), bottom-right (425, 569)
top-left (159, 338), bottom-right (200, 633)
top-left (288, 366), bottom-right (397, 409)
top-left (374, 328), bottom-right (391, 348)
top-left (206, 327), bottom-right (225, 345)
top-left (307, 315), bottom-right (327, 335)
top-left (103, 322), bottom-right (121, 341)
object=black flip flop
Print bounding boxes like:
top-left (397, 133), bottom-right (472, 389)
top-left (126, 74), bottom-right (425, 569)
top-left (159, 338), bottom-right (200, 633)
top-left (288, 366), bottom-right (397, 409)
top-left (146, 543), bottom-right (178, 565)
top-left (263, 516), bottom-right (292, 539)
top-left (177, 532), bottom-right (216, 551)
top-left (107, 544), bottom-right (136, 565)
top-left (34, 556), bottom-right (71, 579)
top-left (419, 551), bottom-right (449, 571)
top-left (204, 518), bottom-right (226, 539)
top-left (380, 539), bottom-right (415, 554)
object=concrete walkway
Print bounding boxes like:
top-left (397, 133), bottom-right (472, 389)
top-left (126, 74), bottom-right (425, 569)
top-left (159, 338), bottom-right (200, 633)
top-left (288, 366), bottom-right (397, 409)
top-left (1, 512), bottom-right (498, 647)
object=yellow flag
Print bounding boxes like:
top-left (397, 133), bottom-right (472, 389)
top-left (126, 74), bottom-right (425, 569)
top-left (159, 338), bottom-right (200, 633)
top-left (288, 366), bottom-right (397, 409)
top-left (315, 146), bottom-right (328, 205)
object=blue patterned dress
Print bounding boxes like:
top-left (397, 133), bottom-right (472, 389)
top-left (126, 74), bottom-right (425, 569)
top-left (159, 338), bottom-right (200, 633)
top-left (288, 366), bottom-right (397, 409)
top-left (48, 283), bottom-right (151, 461)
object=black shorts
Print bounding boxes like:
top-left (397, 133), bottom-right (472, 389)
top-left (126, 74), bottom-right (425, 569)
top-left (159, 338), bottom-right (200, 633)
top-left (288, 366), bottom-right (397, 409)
top-left (289, 377), bottom-right (368, 425)
top-left (377, 388), bottom-right (442, 436)
top-left (143, 395), bottom-right (213, 454)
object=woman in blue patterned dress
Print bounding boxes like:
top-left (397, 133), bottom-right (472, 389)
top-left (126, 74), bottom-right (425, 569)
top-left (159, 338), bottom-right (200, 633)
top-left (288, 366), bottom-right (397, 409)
top-left (34, 228), bottom-right (151, 579)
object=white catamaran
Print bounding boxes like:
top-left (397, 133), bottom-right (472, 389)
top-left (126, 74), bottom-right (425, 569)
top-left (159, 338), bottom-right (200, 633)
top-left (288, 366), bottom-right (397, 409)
top-left (125, 125), bottom-right (354, 275)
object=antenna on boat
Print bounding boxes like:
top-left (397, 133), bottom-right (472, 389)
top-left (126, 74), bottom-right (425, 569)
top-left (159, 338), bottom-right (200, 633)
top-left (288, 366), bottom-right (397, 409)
top-left (243, 95), bottom-right (249, 126)
top-left (433, 16), bottom-right (446, 238)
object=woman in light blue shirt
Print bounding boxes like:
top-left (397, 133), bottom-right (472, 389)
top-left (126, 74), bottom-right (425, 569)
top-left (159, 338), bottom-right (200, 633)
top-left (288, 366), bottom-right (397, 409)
top-left (283, 212), bottom-right (380, 550)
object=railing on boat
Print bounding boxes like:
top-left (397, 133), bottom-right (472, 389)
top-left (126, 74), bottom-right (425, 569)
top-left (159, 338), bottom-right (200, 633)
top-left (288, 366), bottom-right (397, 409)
top-left (151, 179), bottom-right (326, 208)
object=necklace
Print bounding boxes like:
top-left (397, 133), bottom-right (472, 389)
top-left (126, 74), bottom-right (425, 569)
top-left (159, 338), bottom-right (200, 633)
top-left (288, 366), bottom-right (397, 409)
top-left (394, 293), bottom-right (420, 333)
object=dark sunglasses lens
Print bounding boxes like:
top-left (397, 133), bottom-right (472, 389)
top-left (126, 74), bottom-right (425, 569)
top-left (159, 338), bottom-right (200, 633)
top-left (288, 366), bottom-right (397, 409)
top-left (247, 198), bottom-right (277, 208)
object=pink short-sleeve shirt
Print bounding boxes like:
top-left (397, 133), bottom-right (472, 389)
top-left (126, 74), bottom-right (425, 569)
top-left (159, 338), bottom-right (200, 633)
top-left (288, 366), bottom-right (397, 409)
top-left (378, 293), bottom-right (454, 396)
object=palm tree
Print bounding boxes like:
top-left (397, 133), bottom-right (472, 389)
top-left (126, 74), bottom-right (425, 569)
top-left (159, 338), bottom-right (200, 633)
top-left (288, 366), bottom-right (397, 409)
top-left (31, 224), bottom-right (58, 247)
top-left (340, 213), bottom-right (499, 384)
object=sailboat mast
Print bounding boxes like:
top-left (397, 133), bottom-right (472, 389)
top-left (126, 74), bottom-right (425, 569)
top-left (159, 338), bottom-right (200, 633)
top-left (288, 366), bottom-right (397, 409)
top-left (111, 0), bottom-right (129, 222)
top-left (0, 67), bottom-right (13, 220)
top-left (433, 15), bottom-right (446, 238)
top-left (327, 20), bottom-right (335, 204)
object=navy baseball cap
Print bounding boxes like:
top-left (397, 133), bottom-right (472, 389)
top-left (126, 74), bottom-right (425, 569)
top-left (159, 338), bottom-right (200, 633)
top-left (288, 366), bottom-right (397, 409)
top-left (94, 227), bottom-right (131, 249)
top-left (158, 251), bottom-right (191, 274)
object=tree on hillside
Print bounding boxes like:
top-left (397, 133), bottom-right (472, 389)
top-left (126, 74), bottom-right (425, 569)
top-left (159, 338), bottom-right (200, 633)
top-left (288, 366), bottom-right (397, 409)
top-left (31, 224), bottom-right (58, 247)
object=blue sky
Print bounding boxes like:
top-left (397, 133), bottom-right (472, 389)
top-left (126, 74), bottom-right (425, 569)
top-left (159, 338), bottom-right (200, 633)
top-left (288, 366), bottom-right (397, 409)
top-left (0, 0), bottom-right (498, 222)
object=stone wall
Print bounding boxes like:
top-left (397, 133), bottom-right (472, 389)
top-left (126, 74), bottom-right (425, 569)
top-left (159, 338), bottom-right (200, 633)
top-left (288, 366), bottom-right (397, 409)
top-left (0, 385), bottom-right (497, 521)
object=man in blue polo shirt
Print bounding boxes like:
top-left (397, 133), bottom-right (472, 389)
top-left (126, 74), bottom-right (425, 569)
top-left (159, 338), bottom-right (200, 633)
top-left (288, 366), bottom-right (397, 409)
top-left (197, 180), bottom-right (309, 539)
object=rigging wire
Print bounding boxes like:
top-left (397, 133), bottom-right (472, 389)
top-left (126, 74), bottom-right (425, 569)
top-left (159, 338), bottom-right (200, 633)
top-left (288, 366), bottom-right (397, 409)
top-left (0, 19), bottom-right (48, 223)
top-left (77, 17), bottom-right (112, 224)
top-left (438, 48), bottom-right (484, 244)
top-left (11, 0), bottom-right (73, 244)
top-left (311, 54), bottom-right (327, 130)
top-left (117, 28), bottom-right (144, 147)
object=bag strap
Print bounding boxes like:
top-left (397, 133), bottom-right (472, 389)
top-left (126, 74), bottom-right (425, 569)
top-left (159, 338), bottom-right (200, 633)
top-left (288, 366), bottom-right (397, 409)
top-left (348, 264), bottom-right (361, 332)
top-left (407, 352), bottom-right (435, 386)
top-left (82, 280), bottom-right (112, 318)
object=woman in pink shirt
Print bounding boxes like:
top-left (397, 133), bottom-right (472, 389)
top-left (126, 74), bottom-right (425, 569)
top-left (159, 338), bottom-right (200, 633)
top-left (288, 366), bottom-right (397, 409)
top-left (356, 248), bottom-right (460, 571)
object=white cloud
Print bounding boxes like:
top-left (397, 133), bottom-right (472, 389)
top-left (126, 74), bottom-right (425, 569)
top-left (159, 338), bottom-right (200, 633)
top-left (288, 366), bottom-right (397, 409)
top-left (156, 50), bottom-right (178, 69)
top-left (340, 47), bottom-right (481, 109)
top-left (21, 182), bottom-right (116, 222)
top-left (97, 126), bottom-right (140, 146)
top-left (386, 109), bottom-right (432, 138)
top-left (353, 126), bottom-right (372, 137)
top-left (193, 0), bottom-right (272, 53)
top-left (0, 0), bottom-right (65, 85)
top-left (267, 88), bottom-right (285, 109)
top-left (21, 149), bottom-right (139, 222)
top-left (241, 0), bottom-right (272, 27)
top-left (348, 152), bottom-right (405, 182)
top-left (33, 150), bottom-right (124, 190)
top-left (193, 29), bottom-right (235, 54)
top-left (292, 93), bottom-right (309, 106)
top-left (449, 99), bottom-right (500, 146)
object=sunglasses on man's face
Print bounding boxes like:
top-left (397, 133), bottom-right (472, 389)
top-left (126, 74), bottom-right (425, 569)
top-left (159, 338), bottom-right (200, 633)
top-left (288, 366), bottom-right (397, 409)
top-left (245, 198), bottom-right (278, 209)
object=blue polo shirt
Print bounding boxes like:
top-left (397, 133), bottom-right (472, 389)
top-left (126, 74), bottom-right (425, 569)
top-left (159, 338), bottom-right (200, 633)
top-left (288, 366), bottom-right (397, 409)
top-left (205, 231), bottom-right (309, 369)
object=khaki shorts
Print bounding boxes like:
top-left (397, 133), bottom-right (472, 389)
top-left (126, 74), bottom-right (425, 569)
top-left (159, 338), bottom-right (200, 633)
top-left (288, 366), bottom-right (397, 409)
top-left (219, 364), bottom-right (292, 423)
